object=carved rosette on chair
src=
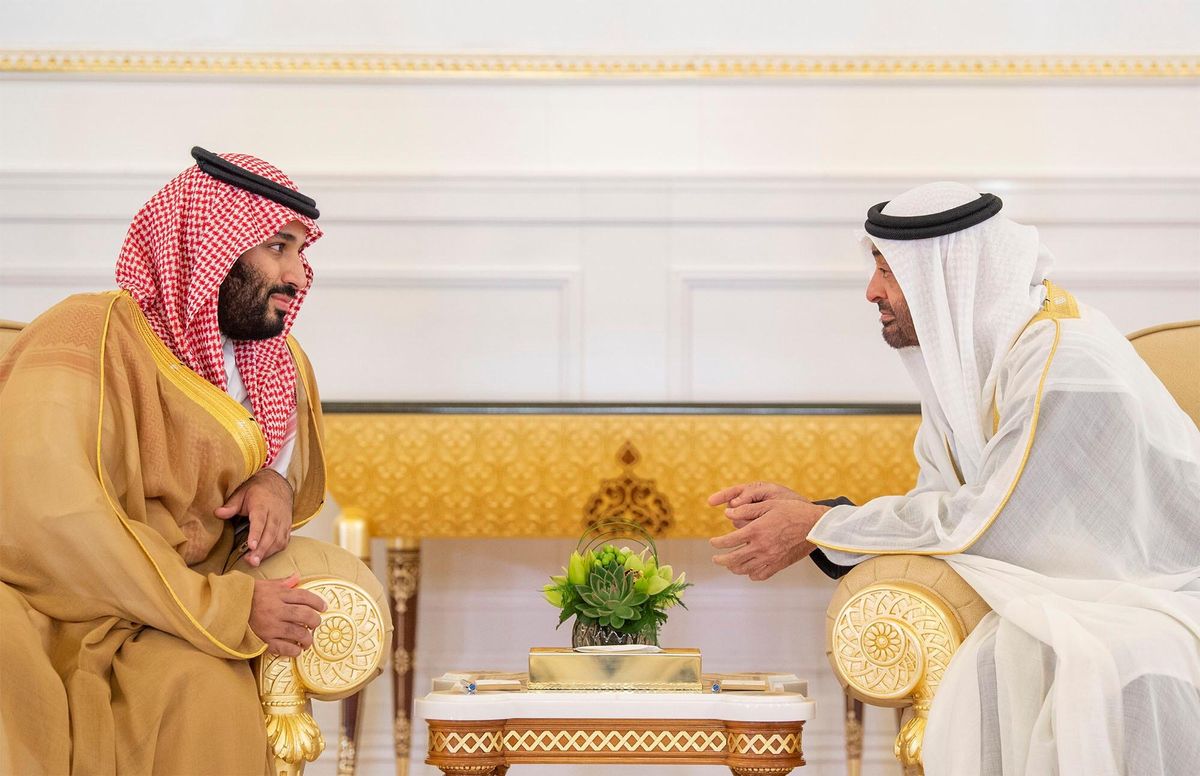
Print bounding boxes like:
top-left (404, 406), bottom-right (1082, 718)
top-left (258, 578), bottom-right (388, 776)
top-left (825, 556), bottom-right (990, 774)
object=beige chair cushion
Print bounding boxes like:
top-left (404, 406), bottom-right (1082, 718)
top-left (1127, 320), bottom-right (1200, 427)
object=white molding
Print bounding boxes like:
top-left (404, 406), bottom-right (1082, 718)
top-left (1, 172), bottom-right (1197, 225)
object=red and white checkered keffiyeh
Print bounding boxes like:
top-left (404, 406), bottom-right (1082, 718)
top-left (116, 153), bottom-right (323, 466)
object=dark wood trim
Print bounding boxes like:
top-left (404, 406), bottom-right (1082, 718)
top-left (323, 401), bottom-right (921, 416)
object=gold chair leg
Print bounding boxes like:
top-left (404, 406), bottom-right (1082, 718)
top-left (259, 653), bottom-right (325, 776)
top-left (845, 693), bottom-right (864, 776)
top-left (336, 690), bottom-right (365, 776)
top-left (388, 538), bottom-right (421, 776)
top-left (895, 694), bottom-right (929, 775)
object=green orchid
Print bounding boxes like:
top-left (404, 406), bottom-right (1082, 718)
top-left (542, 584), bottom-right (563, 607)
top-left (567, 550), bottom-right (591, 586)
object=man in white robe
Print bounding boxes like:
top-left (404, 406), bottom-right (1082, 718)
top-left (709, 182), bottom-right (1200, 775)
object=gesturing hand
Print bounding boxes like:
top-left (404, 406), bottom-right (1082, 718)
top-left (249, 573), bottom-right (327, 657)
top-left (215, 468), bottom-right (294, 567)
top-left (708, 492), bottom-right (832, 581)
top-left (708, 481), bottom-right (807, 528)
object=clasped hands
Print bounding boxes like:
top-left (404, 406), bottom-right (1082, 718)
top-left (708, 482), bottom-right (832, 581)
top-left (216, 468), bottom-right (325, 656)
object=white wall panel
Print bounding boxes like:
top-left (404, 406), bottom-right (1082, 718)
top-left (675, 270), bottom-right (915, 402)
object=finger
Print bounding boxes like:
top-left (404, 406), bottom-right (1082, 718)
top-left (712, 545), bottom-right (756, 570)
top-left (731, 519), bottom-right (753, 530)
top-left (268, 639), bottom-right (302, 658)
top-left (278, 572), bottom-right (302, 589)
top-left (278, 623), bottom-right (313, 647)
top-left (726, 501), bottom-right (770, 522)
top-left (749, 563), bottom-right (780, 582)
top-left (246, 506), bottom-right (268, 555)
top-left (269, 519), bottom-right (292, 557)
top-left (255, 515), bottom-right (285, 564)
top-left (284, 588), bottom-right (328, 612)
top-left (728, 482), bottom-right (777, 507)
top-left (214, 490), bottom-right (246, 520)
top-left (709, 525), bottom-right (750, 550)
top-left (283, 604), bottom-right (323, 630)
top-left (707, 485), bottom-right (746, 507)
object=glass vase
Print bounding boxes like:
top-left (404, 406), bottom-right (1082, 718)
top-left (571, 618), bottom-right (658, 648)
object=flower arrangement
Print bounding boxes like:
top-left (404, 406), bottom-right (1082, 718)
top-left (543, 522), bottom-right (691, 647)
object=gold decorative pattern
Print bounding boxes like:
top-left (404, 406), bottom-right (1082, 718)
top-left (831, 583), bottom-right (956, 701)
top-left (727, 731), bottom-right (803, 757)
top-left (257, 653), bottom-right (325, 773)
top-left (830, 581), bottom-right (965, 771)
top-left (429, 730), bottom-right (504, 755)
top-left (393, 646), bottom-right (413, 675)
top-left (502, 728), bottom-right (728, 753)
top-left (335, 734), bottom-right (357, 776)
top-left (3, 51), bottom-right (1196, 79)
top-left (325, 413), bottom-right (921, 539)
top-left (427, 719), bottom-right (804, 773)
top-left (387, 547), bottom-right (421, 613)
top-left (295, 580), bottom-right (388, 697)
top-left (394, 713), bottom-right (412, 758)
top-left (582, 441), bottom-right (672, 536)
top-left (844, 705), bottom-right (864, 761)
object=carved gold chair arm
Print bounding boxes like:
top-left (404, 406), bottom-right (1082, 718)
top-left (235, 537), bottom-right (393, 776)
top-left (824, 555), bottom-right (990, 774)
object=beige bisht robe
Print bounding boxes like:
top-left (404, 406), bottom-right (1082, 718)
top-left (0, 290), bottom-right (327, 775)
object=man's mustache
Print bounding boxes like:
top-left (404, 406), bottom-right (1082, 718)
top-left (878, 302), bottom-right (894, 316)
top-left (266, 285), bottom-right (297, 299)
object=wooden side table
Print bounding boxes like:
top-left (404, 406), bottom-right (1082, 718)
top-left (417, 689), bottom-right (814, 775)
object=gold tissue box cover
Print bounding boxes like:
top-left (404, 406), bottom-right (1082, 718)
top-left (527, 648), bottom-right (703, 692)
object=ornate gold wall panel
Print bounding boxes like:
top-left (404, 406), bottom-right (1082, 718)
top-left (3, 51), bottom-right (1196, 79)
top-left (323, 410), bottom-right (921, 539)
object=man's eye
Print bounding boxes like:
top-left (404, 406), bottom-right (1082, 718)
top-left (268, 243), bottom-right (284, 252)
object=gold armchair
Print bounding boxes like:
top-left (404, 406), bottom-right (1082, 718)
top-left (823, 320), bottom-right (1199, 774)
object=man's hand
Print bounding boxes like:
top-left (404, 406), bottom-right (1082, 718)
top-left (215, 468), bottom-right (294, 567)
top-left (709, 497), bottom-right (832, 581)
top-left (708, 481), bottom-right (806, 528)
top-left (249, 573), bottom-right (327, 657)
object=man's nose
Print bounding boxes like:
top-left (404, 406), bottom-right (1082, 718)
top-left (865, 272), bottom-right (885, 304)
top-left (280, 253), bottom-right (307, 291)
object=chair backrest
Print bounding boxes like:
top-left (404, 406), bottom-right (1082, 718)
top-left (0, 320), bottom-right (26, 360)
top-left (1128, 320), bottom-right (1200, 427)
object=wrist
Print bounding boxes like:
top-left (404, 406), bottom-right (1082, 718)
top-left (258, 467), bottom-right (293, 493)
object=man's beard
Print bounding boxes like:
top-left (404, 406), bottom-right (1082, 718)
top-left (217, 261), bottom-right (295, 341)
top-left (878, 300), bottom-right (919, 349)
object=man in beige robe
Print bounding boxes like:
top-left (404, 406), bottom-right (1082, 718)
top-left (1, 148), bottom-right (338, 774)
